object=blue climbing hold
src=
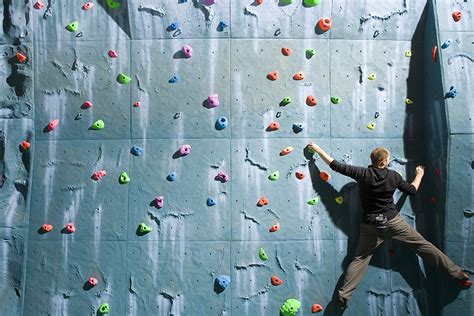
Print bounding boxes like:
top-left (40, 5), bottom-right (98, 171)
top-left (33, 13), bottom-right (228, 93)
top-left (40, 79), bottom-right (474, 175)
top-left (130, 146), bottom-right (143, 156)
top-left (292, 123), bottom-right (304, 134)
top-left (445, 85), bottom-right (457, 99)
top-left (215, 116), bottom-right (228, 130)
top-left (207, 197), bottom-right (216, 206)
top-left (167, 172), bottom-right (177, 182)
top-left (218, 21), bottom-right (228, 31)
top-left (441, 40), bottom-right (451, 49)
top-left (215, 275), bottom-right (231, 290)
top-left (169, 21), bottom-right (180, 31)
top-left (169, 74), bottom-right (180, 83)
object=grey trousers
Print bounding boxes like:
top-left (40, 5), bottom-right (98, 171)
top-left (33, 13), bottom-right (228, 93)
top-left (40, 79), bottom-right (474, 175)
top-left (338, 212), bottom-right (463, 301)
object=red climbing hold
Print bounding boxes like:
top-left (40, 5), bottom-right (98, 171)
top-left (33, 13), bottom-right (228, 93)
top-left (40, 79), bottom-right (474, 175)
top-left (280, 146), bottom-right (293, 156)
top-left (318, 17), bottom-right (332, 32)
top-left (269, 223), bottom-right (280, 232)
top-left (434, 168), bottom-right (441, 176)
top-left (452, 11), bottom-right (462, 22)
top-left (271, 276), bottom-right (283, 286)
top-left (20, 141), bottom-right (31, 152)
top-left (257, 197), bottom-right (269, 207)
top-left (41, 224), bottom-right (53, 232)
top-left (281, 47), bottom-right (292, 56)
top-left (82, 101), bottom-right (93, 109)
top-left (267, 71), bottom-right (279, 81)
top-left (88, 277), bottom-right (98, 286)
top-left (65, 223), bottom-right (76, 233)
top-left (306, 95), bottom-right (317, 106)
top-left (432, 46), bottom-right (438, 63)
top-left (108, 50), bottom-right (118, 58)
top-left (256, 0), bottom-right (264, 4)
top-left (388, 249), bottom-right (395, 256)
top-left (311, 304), bottom-right (324, 313)
top-left (34, 1), bottom-right (44, 9)
top-left (295, 171), bottom-right (305, 180)
top-left (82, 2), bottom-right (94, 10)
top-left (266, 121), bottom-right (280, 131)
top-left (47, 119), bottom-right (59, 132)
top-left (16, 52), bottom-right (27, 63)
top-left (133, 101), bottom-right (141, 107)
top-left (320, 171), bottom-right (331, 182)
top-left (293, 71), bottom-right (305, 81)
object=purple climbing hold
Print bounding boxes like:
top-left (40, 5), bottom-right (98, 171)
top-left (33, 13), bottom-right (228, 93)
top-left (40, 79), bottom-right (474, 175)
top-left (208, 94), bottom-right (219, 108)
top-left (155, 196), bottom-right (164, 208)
top-left (179, 144), bottom-right (192, 156)
top-left (206, 0), bottom-right (216, 5)
top-left (182, 45), bottom-right (193, 58)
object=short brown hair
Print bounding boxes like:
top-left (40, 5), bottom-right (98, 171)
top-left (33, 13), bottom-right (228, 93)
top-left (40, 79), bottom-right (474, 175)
top-left (370, 147), bottom-right (390, 167)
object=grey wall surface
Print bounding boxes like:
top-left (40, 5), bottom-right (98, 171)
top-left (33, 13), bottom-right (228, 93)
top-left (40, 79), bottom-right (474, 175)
top-left (0, 0), bottom-right (472, 315)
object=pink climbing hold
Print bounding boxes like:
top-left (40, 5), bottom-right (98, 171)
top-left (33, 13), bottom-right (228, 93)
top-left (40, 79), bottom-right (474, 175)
top-left (179, 144), bottom-right (192, 156)
top-left (82, 2), bottom-right (94, 10)
top-left (208, 94), bottom-right (219, 108)
top-left (82, 101), bottom-right (93, 109)
top-left (91, 170), bottom-right (106, 181)
top-left (65, 223), bottom-right (76, 233)
top-left (108, 50), bottom-right (118, 58)
top-left (155, 196), bottom-right (164, 208)
top-left (215, 172), bottom-right (230, 183)
top-left (34, 1), bottom-right (44, 9)
top-left (181, 45), bottom-right (193, 58)
top-left (47, 119), bottom-right (59, 132)
top-left (133, 101), bottom-right (141, 107)
top-left (206, 0), bottom-right (216, 4)
top-left (269, 223), bottom-right (280, 232)
top-left (88, 277), bottom-right (98, 286)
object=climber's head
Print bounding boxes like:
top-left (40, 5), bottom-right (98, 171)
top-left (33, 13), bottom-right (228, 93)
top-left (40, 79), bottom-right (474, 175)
top-left (370, 147), bottom-right (390, 169)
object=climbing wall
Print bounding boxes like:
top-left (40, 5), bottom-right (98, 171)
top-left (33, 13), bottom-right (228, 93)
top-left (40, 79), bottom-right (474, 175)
top-left (0, 0), bottom-right (472, 315)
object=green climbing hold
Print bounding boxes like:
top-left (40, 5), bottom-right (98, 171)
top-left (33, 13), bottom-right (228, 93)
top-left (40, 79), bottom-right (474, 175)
top-left (307, 197), bottom-right (320, 205)
top-left (335, 196), bottom-right (344, 205)
top-left (368, 73), bottom-right (376, 80)
top-left (91, 119), bottom-right (105, 130)
top-left (65, 21), bottom-right (79, 32)
top-left (331, 96), bottom-right (342, 104)
top-left (138, 223), bottom-right (152, 234)
top-left (405, 98), bottom-right (413, 105)
top-left (280, 298), bottom-right (301, 316)
top-left (117, 73), bottom-right (132, 84)
top-left (268, 171), bottom-right (280, 181)
top-left (119, 172), bottom-right (130, 184)
top-left (304, 0), bottom-right (321, 7)
top-left (281, 96), bottom-right (292, 106)
top-left (98, 303), bottom-right (110, 314)
top-left (367, 122), bottom-right (376, 130)
top-left (106, 0), bottom-right (122, 9)
top-left (280, 0), bottom-right (294, 4)
top-left (259, 248), bottom-right (269, 260)
top-left (306, 49), bottom-right (316, 58)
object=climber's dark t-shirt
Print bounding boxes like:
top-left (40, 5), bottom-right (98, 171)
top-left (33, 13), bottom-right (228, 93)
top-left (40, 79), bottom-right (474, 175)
top-left (329, 160), bottom-right (417, 224)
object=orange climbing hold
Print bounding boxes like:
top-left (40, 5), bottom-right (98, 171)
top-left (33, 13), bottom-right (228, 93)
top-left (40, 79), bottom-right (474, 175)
top-left (267, 70), bottom-right (279, 81)
top-left (311, 304), bottom-right (324, 313)
top-left (280, 146), bottom-right (293, 156)
top-left (432, 46), bottom-right (438, 63)
top-left (16, 52), bottom-right (27, 63)
top-left (320, 171), bottom-right (331, 182)
top-left (269, 223), bottom-right (280, 232)
top-left (281, 47), bottom-right (292, 56)
top-left (293, 71), bottom-right (305, 80)
top-left (20, 141), bottom-right (31, 151)
top-left (306, 95), bottom-right (317, 106)
top-left (266, 121), bottom-right (280, 131)
top-left (318, 17), bottom-right (332, 32)
top-left (257, 197), bottom-right (269, 207)
top-left (271, 276), bottom-right (283, 286)
top-left (256, 0), bottom-right (264, 4)
top-left (295, 171), bottom-right (305, 180)
top-left (452, 10), bottom-right (462, 22)
top-left (41, 224), bottom-right (53, 232)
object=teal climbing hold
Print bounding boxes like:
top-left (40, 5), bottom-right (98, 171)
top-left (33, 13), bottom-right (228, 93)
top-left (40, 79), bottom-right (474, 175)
top-left (106, 0), bottom-right (122, 9)
top-left (307, 197), bottom-right (319, 205)
top-left (280, 298), bottom-right (301, 316)
top-left (138, 223), bottom-right (152, 234)
top-left (259, 248), bottom-right (269, 260)
top-left (331, 96), bottom-right (342, 104)
top-left (65, 21), bottom-right (79, 32)
top-left (268, 171), bottom-right (280, 181)
top-left (119, 172), bottom-right (130, 184)
top-left (304, 0), bottom-right (321, 7)
top-left (91, 119), bottom-right (105, 130)
top-left (117, 73), bottom-right (132, 84)
top-left (98, 303), bottom-right (110, 314)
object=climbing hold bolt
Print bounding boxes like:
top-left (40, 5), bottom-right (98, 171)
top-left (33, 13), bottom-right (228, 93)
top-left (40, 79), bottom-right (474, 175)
top-left (445, 86), bottom-right (457, 99)
top-left (179, 144), bottom-right (192, 156)
top-left (130, 146), bottom-right (143, 156)
top-left (91, 119), bottom-right (105, 130)
top-left (155, 196), bottom-right (164, 209)
top-left (280, 298), bottom-right (302, 316)
top-left (133, 101), bottom-right (141, 107)
top-left (405, 50), bottom-right (412, 57)
top-left (269, 223), bottom-right (280, 232)
top-left (169, 74), bottom-right (180, 83)
top-left (92, 170), bottom-right (107, 181)
top-left (304, 0), bottom-right (321, 7)
top-left (207, 197), bottom-right (216, 206)
top-left (88, 277), bottom-right (98, 286)
top-left (293, 71), bottom-right (305, 80)
top-left (167, 172), bottom-right (177, 181)
top-left (281, 96), bottom-right (292, 106)
top-left (367, 122), bottom-right (376, 130)
top-left (311, 304), bottom-right (324, 313)
top-left (257, 197), bottom-right (269, 207)
top-left (267, 71), bottom-right (279, 81)
top-left (215, 172), bottom-right (230, 183)
top-left (292, 123), bottom-right (304, 133)
top-left (47, 119), bottom-right (59, 132)
top-left (280, 146), bottom-right (294, 156)
top-left (441, 40), bottom-right (451, 49)
top-left (20, 141), bottom-right (31, 152)
top-left (432, 46), bottom-right (438, 63)
top-left (65, 21), bottom-right (79, 32)
top-left (108, 50), bottom-right (118, 58)
top-left (268, 171), bottom-right (280, 181)
top-left (271, 276), bottom-right (283, 286)
top-left (368, 73), bottom-right (376, 80)
top-left (41, 224), bottom-right (53, 232)
top-left (452, 11), bottom-right (462, 22)
top-left (181, 45), bottom-right (193, 58)
top-left (266, 121), bottom-right (280, 131)
top-left (106, 0), bottom-right (121, 9)
top-left (82, 2), bottom-right (94, 10)
top-left (306, 48), bottom-right (316, 59)
top-left (335, 196), bottom-right (344, 205)
top-left (34, 1), bottom-right (44, 9)
top-left (138, 223), bottom-right (152, 234)
top-left (215, 117), bottom-right (229, 130)
top-left (119, 172), bottom-right (130, 184)
top-left (208, 94), bottom-right (220, 107)
top-left (259, 248), bottom-right (269, 260)
top-left (405, 98), bottom-right (413, 105)
top-left (82, 101), bottom-right (93, 109)
top-left (319, 171), bottom-right (330, 182)
top-left (117, 73), bottom-right (131, 84)
top-left (295, 171), bottom-right (305, 180)
top-left (169, 21), bottom-right (180, 31)
top-left (98, 303), bottom-right (110, 314)
top-left (307, 197), bottom-right (319, 205)
top-left (306, 95), bottom-right (317, 106)
top-left (215, 275), bottom-right (231, 290)
top-left (65, 223), bottom-right (76, 233)
top-left (16, 52), bottom-right (27, 63)
top-left (331, 96), bottom-right (341, 104)
top-left (281, 47), bottom-right (292, 56)
top-left (318, 17), bottom-right (332, 32)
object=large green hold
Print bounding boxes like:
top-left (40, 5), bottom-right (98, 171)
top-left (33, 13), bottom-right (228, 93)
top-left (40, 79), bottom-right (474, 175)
top-left (65, 21), bottom-right (79, 32)
top-left (280, 298), bottom-right (301, 316)
top-left (304, 0), bottom-right (321, 7)
top-left (106, 0), bottom-right (122, 9)
top-left (138, 223), bottom-right (152, 234)
top-left (91, 119), bottom-right (105, 130)
top-left (99, 303), bottom-right (110, 314)
top-left (119, 172), bottom-right (130, 184)
top-left (117, 73), bottom-right (132, 84)
top-left (268, 171), bottom-right (280, 181)
top-left (259, 248), bottom-right (269, 260)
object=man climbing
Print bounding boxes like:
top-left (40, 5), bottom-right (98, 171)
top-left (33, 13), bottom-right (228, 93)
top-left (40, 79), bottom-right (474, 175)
top-left (306, 142), bottom-right (472, 310)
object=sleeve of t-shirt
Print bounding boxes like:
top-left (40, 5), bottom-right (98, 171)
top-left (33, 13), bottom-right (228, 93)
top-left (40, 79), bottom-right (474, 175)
top-left (329, 160), bottom-right (366, 181)
top-left (395, 172), bottom-right (417, 195)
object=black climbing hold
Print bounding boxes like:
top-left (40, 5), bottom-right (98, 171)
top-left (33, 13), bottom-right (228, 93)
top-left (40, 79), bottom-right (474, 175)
top-left (374, 112), bottom-right (379, 119)
top-left (274, 28), bottom-right (281, 37)
top-left (373, 30), bottom-right (380, 38)
top-left (276, 111), bottom-right (282, 118)
top-left (174, 112), bottom-right (181, 119)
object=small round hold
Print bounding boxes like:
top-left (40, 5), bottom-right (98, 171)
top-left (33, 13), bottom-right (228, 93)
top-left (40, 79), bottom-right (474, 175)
top-left (41, 224), bottom-right (53, 232)
top-left (167, 172), bottom-right (177, 181)
top-left (281, 47), bottom-right (292, 56)
top-left (179, 144), bottom-right (191, 156)
top-left (320, 171), bottom-right (331, 182)
top-left (82, 101), bottom-right (93, 109)
top-left (133, 101), bottom-right (141, 107)
top-left (311, 304), bottom-right (324, 313)
top-left (108, 49), bottom-right (118, 58)
top-left (269, 223), bottom-right (280, 232)
top-left (452, 10), bottom-right (462, 22)
top-left (266, 121), bottom-right (280, 131)
top-left (267, 70), bottom-right (279, 81)
top-left (293, 71), bottom-right (305, 80)
top-left (368, 73), bottom-right (376, 80)
top-left (181, 45), bottom-right (193, 58)
top-left (65, 223), bottom-right (76, 233)
top-left (306, 95), bottom-right (317, 106)
top-left (318, 17), bottom-right (332, 32)
top-left (367, 122), bottom-right (376, 130)
top-left (82, 2), bottom-right (94, 10)
top-left (88, 277), bottom-right (98, 286)
top-left (215, 116), bottom-right (229, 130)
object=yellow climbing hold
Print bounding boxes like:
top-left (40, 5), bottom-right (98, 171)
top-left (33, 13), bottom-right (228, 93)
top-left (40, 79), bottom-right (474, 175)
top-left (367, 122), bottom-right (376, 130)
top-left (335, 196), bottom-right (344, 205)
top-left (405, 98), bottom-right (413, 105)
top-left (368, 73), bottom-right (376, 80)
top-left (405, 50), bottom-right (412, 57)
